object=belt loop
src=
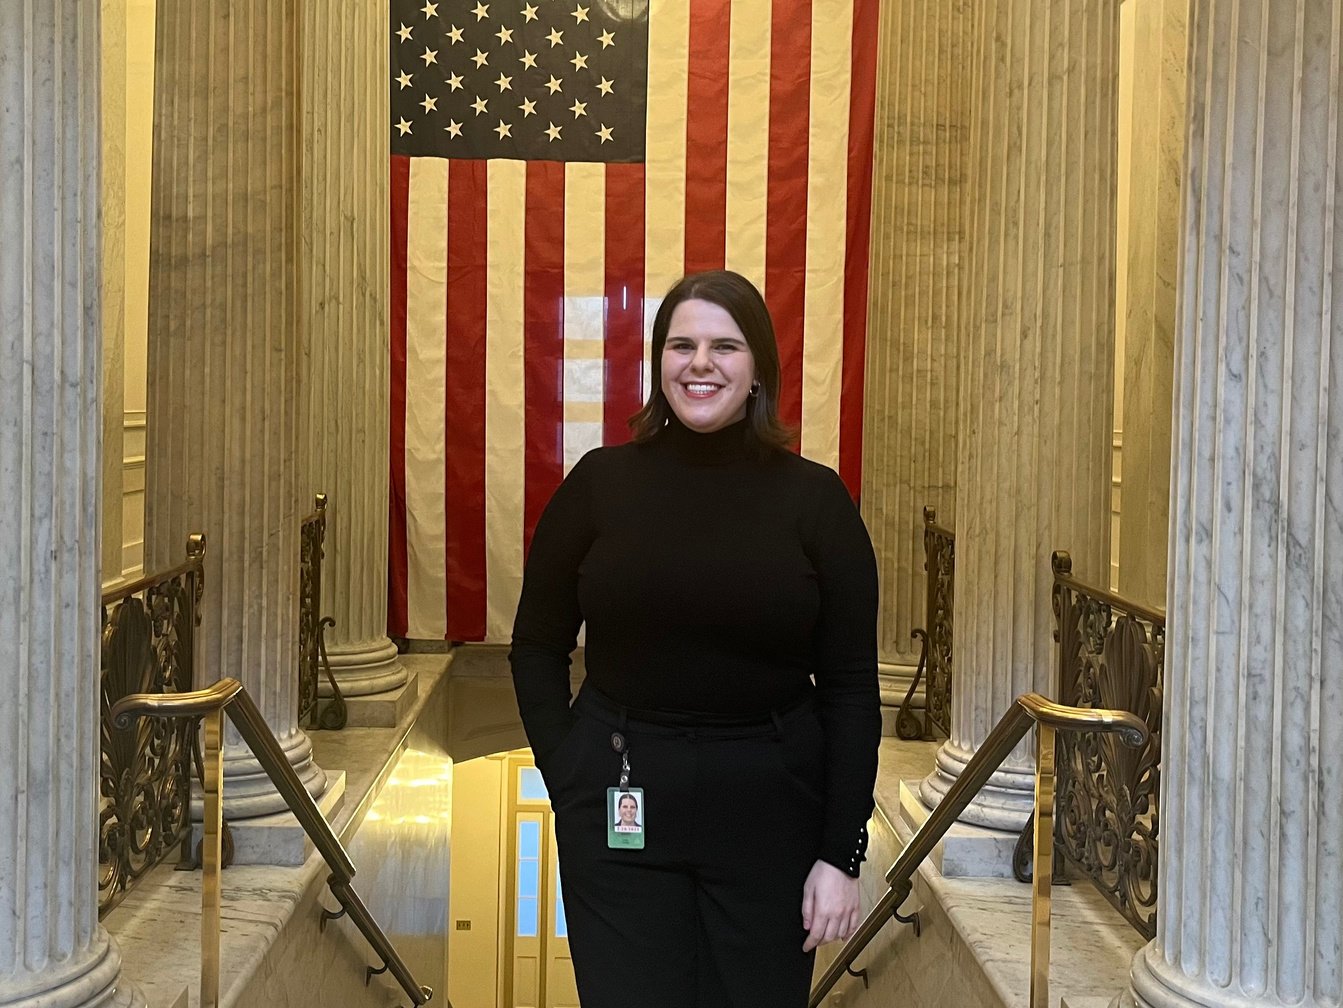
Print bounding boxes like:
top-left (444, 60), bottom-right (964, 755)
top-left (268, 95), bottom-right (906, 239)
top-left (770, 710), bottom-right (785, 740)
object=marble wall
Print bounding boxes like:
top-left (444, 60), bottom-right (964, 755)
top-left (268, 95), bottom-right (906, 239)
top-left (1115, 0), bottom-right (1185, 610)
top-left (860, 0), bottom-right (973, 669)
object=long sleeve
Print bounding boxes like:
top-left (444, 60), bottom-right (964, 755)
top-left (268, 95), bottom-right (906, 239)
top-left (805, 472), bottom-right (882, 877)
top-left (509, 451), bottom-right (597, 765)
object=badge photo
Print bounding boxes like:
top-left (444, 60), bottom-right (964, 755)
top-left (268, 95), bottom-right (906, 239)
top-left (606, 787), bottom-right (645, 850)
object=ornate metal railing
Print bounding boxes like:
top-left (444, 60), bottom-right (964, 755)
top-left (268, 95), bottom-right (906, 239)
top-left (99, 535), bottom-right (206, 917)
top-left (112, 679), bottom-right (437, 1008)
top-left (810, 694), bottom-right (1148, 1008)
top-left (299, 493), bottom-right (345, 730)
top-left (1015, 551), bottom-right (1164, 939)
top-left (897, 507), bottom-right (955, 740)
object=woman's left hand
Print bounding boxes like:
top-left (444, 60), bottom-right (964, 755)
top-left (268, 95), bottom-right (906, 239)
top-left (801, 859), bottom-right (861, 952)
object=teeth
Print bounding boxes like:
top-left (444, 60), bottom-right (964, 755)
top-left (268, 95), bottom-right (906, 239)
top-left (686, 384), bottom-right (719, 393)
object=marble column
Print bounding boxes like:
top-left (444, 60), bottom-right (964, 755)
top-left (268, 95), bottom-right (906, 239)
top-left (1119, 2), bottom-right (1343, 1006)
top-left (300, 0), bottom-right (405, 700)
top-left (1116, 0), bottom-right (1186, 609)
top-left (921, 0), bottom-right (1119, 829)
top-left (145, 0), bottom-right (328, 817)
top-left (0, 4), bottom-right (143, 1004)
top-left (860, 0), bottom-right (972, 695)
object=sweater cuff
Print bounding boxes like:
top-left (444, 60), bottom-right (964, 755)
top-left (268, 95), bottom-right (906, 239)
top-left (819, 821), bottom-right (870, 878)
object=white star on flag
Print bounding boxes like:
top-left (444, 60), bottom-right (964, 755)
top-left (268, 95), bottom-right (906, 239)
top-left (495, 73), bottom-right (513, 91)
top-left (447, 72), bottom-right (464, 90)
top-left (546, 28), bottom-right (563, 47)
top-left (519, 98), bottom-right (537, 116)
top-left (595, 123), bottom-right (613, 143)
top-left (544, 121), bottom-right (561, 140)
top-left (421, 1), bottom-right (438, 17)
top-left (471, 2), bottom-right (489, 19)
top-left (571, 4), bottom-right (589, 23)
top-left (396, 70), bottom-right (414, 89)
top-left (421, 94), bottom-right (439, 112)
top-left (521, 3), bottom-right (539, 21)
top-left (445, 119), bottom-right (463, 137)
top-left (598, 29), bottom-right (614, 48)
top-left (421, 47), bottom-right (438, 65)
top-left (471, 95), bottom-right (489, 114)
top-left (569, 99), bottom-right (587, 117)
top-left (396, 117), bottom-right (413, 135)
top-left (494, 120), bottom-right (512, 139)
top-left (569, 52), bottom-right (588, 71)
top-left (397, 23), bottom-right (414, 41)
top-left (447, 24), bottom-right (464, 42)
top-left (495, 25), bottom-right (513, 44)
top-left (597, 77), bottom-right (613, 95)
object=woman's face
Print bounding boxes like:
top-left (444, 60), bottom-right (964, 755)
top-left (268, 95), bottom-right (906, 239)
top-left (619, 797), bottom-right (638, 823)
top-left (660, 298), bottom-right (756, 434)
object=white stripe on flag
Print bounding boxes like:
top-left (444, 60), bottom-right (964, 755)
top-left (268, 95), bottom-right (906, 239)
top-left (563, 162), bottom-right (607, 474)
top-left (485, 160), bottom-right (527, 643)
top-left (403, 159), bottom-right (449, 638)
top-left (800, 1), bottom-right (854, 470)
top-left (725, 2), bottom-right (771, 287)
top-left (644, 0), bottom-right (690, 298)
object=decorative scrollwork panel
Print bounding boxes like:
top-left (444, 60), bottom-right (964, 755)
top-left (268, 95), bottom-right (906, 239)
top-left (1051, 550), bottom-right (1163, 940)
top-left (898, 507), bottom-right (955, 741)
top-left (99, 538), bottom-right (205, 917)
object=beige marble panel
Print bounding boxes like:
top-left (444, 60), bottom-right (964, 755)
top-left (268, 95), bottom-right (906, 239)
top-left (1116, 0), bottom-right (1185, 611)
top-left (861, 0), bottom-right (973, 667)
top-left (300, 0), bottom-right (406, 699)
top-left (145, 0), bottom-right (327, 818)
top-left (102, 0), bottom-right (128, 589)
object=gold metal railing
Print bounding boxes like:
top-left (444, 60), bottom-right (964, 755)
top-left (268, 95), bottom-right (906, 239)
top-left (808, 693), bottom-right (1147, 1008)
top-left (112, 678), bottom-right (436, 1008)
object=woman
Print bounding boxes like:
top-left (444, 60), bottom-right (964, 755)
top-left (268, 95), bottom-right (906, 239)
top-left (510, 270), bottom-right (880, 1007)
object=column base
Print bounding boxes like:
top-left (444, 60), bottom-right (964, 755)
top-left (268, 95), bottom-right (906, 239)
top-left (1, 931), bottom-right (146, 1008)
top-left (319, 637), bottom-right (407, 697)
top-left (919, 739), bottom-right (1035, 832)
top-left (878, 662), bottom-right (919, 736)
top-left (898, 779), bottom-right (1021, 877)
top-left (1115, 943), bottom-right (1290, 1008)
top-left (199, 728), bottom-right (329, 820)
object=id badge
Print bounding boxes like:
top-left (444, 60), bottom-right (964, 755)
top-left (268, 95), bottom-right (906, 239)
top-left (607, 787), bottom-right (645, 849)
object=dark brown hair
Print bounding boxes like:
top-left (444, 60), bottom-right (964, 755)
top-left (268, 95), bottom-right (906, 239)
top-left (628, 270), bottom-right (794, 451)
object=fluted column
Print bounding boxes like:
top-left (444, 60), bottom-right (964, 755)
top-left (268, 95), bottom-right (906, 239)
top-left (921, 0), bottom-right (1118, 829)
top-left (0, 3), bottom-right (143, 1004)
top-left (146, 0), bottom-right (327, 817)
top-left (1120, 2), bottom-right (1343, 1006)
top-left (1116, 0), bottom-right (1185, 608)
top-left (300, 0), bottom-right (404, 698)
top-left (860, 0), bottom-right (971, 687)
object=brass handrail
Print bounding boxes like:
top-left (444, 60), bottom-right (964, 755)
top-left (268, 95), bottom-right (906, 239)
top-left (808, 692), bottom-right (1147, 1008)
top-left (112, 679), bottom-right (435, 1008)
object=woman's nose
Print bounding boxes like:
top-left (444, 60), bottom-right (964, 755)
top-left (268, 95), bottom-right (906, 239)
top-left (690, 345), bottom-right (713, 371)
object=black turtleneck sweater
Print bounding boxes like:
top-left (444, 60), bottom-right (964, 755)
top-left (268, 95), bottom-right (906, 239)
top-left (509, 417), bottom-right (881, 876)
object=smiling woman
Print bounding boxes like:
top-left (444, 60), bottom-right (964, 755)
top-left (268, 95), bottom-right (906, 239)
top-left (660, 299), bottom-right (755, 434)
top-left (509, 270), bottom-right (882, 1008)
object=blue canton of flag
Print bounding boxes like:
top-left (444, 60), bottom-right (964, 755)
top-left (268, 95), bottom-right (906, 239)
top-left (390, 0), bottom-right (649, 162)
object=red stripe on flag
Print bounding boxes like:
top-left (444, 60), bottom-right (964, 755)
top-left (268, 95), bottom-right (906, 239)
top-left (683, 0), bottom-right (732, 273)
top-left (388, 155), bottom-right (411, 638)
top-left (604, 163), bottom-right (647, 445)
top-left (444, 160), bottom-right (489, 640)
top-left (840, 0), bottom-right (878, 499)
top-left (524, 162), bottom-right (567, 555)
top-left (765, 0), bottom-right (813, 441)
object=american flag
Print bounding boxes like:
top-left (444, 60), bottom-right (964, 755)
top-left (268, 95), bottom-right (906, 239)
top-left (389, 0), bottom-right (878, 642)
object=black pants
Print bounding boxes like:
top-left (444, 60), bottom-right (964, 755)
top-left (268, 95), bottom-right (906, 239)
top-left (544, 685), bottom-right (826, 1008)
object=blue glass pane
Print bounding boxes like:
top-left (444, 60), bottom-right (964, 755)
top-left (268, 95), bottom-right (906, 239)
top-left (555, 877), bottom-right (568, 938)
top-left (519, 766), bottom-right (550, 801)
top-left (517, 896), bottom-right (538, 938)
top-left (519, 820), bottom-right (540, 860)
top-left (520, 858), bottom-right (539, 898)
